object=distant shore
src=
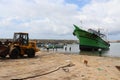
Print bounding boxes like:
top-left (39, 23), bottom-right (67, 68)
top-left (0, 38), bottom-right (78, 44)
top-left (1, 38), bottom-right (120, 44)
top-left (109, 40), bottom-right (120, 43)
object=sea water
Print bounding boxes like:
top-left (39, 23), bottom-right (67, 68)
top-left (55, 43), bottom-right (120, 57)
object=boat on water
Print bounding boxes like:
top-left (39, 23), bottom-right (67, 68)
top-left (73, 24), bottom-right (110, 51)
top-left (45, 44), bottom-right (64, 49)
top-left (38, 43), bottom-right (64, 49)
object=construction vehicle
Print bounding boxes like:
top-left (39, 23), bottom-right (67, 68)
top-left (0, 32), bottom-right (40, 59)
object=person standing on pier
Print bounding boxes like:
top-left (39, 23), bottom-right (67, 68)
top-left (46, 44), bottom-right (49, 52)
top-left (65, 46), bottom-right (67, 51)
top-left (69, 47), bottom-right (71, 51)
top-left (98, 48), bottom-right (102, 56)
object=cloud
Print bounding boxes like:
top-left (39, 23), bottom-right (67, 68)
top-left (0, 0), bottom-right (120, 40)
top-left (75, 0), bottom-right (120, 40)
top-left (0, 0), bottom-right (79, 39)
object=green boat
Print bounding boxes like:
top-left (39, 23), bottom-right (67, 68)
top-left (73, 24), bottom-right (110, 51)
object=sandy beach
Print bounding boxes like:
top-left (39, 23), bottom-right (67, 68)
top-left (0, 51), bottom-right (120, 80)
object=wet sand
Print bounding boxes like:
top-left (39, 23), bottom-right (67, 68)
top-left (0, 51), bottom-right (120, 80)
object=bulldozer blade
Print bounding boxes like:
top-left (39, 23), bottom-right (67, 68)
top-left (0, 45), bottom-right (9, 58)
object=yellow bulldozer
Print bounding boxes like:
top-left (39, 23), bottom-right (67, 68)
top-left (0, 32), bottom-right (39, 59)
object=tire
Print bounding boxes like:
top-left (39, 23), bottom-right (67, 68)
top-left (19, 53), bottom-right (24, 58)
top-left (0, 55), bottom-right (6, 58)
top-left (27, 48), bottom-right (35, 58)
top-left (9, 48), bottom-right (19, 59)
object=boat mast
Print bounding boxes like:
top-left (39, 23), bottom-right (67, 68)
top-left (98, 28), bottom-right (101, 36)
top-left (80, 20), bottom-right (83, 28)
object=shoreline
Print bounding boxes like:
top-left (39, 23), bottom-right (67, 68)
top-left (0, 51), bottom-right (120, 80)
top-left (40, 48), bottom-right (120, 58)
top-left (39, 43), bottom-right (120, 58)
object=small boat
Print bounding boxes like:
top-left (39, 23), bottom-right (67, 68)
top-left (44, 44), bottom-right (64, 49)
top-left (73, 24), bottom-right (110, 51)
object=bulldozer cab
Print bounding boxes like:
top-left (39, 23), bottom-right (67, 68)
top-left (13, 32), bottom-right (29, 45)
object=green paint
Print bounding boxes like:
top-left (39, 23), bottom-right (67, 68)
top-left (73, 24), bottom-right (110, 50)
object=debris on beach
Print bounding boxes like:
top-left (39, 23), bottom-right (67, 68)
top-left (115, 66), bottom-right (120, 71)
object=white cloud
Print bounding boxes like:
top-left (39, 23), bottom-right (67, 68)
top-left (0, 0), bottom-right (80, 39)
top-left (75, 0), bottom-right (120, 40)
top-left (0, 0), bottom-right (120, 40)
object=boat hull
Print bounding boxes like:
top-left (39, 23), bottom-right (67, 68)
top-left (73, 25), bottom-right (110, 51)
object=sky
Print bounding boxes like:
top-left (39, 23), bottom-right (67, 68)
top-left (0, 0), bottom-right (120, 40)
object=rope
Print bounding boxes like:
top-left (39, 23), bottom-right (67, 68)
top-left (11, 63), bottom-right (75, 80)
